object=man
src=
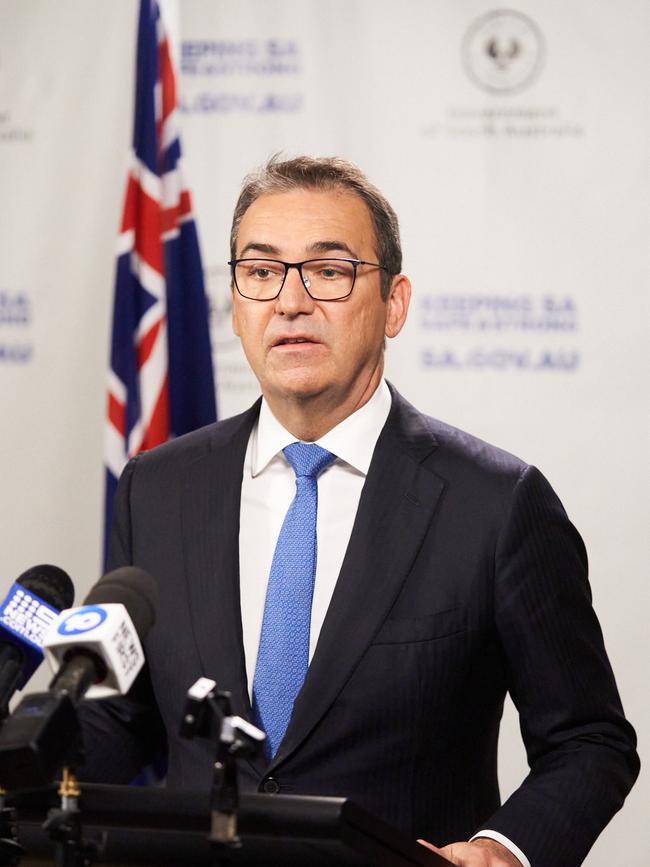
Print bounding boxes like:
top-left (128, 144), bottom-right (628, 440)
top-left (82, 156), bottom-right (638, 867)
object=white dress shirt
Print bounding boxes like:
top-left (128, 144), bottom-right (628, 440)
top-left (237, 379), bottom-right (529, 867)
top-left (239, 379), bottom-right (392, 694)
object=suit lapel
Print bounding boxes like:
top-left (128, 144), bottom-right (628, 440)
top-left (181, 402), bottom-right (260, 722)
top-left (270, 389), bottom-right (445, 770)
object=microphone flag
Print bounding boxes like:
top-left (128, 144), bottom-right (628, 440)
top-left (0, 583), bottom-right (59, 688)
top-left (43, 604), bottom-right (145, 699)
top-left (103, 0), bottom-right (217, 566)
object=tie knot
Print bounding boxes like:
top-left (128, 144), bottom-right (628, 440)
top-left (283, 442), bottom-right (336, 479)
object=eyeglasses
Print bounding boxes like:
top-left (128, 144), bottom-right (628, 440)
top-left (228, 257), bottom-right (388, 301)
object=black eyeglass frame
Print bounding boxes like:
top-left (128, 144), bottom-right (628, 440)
top-left (228, 257), bottom-right (389, 302)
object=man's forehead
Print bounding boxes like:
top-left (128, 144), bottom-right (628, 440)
top-left (237, 187), bottom-right (375, 255)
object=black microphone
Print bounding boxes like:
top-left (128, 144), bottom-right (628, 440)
top-left (0, 565), bottom-right (74, 719)
top-left (0, 567), bottom-right (157, 790)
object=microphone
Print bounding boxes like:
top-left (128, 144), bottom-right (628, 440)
top-left (0, 565), bottom-right (74, 718)
top-left (45, 566), bottom-right (157, 702)
top-left (0, 566), bottom-right (157, 790)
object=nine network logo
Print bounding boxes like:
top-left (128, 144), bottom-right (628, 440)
top-left (1, 588), bottom-right (57, 646)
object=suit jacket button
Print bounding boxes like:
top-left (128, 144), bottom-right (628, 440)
top-left (262, 777), bottom-right (280, 794)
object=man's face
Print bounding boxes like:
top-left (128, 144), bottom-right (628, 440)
top-left (231, 187), bottom-right (409, 417)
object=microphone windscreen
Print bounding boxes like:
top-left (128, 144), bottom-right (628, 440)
top-left (83, 566), bottom-right (157, 638)
top-left (16, 565), bottom-right (74, 611)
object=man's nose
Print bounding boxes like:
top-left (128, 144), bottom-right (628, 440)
top-left (274, 265), bottom-right (316, 315)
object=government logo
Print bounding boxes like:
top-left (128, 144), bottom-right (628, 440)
top-left (462, 10), bottom-right (544, 94)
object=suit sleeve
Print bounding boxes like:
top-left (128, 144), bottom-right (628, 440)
top-left (478, 465), bottom-right (639, 867)
top-left (78, 456), bottom-right (167, 783)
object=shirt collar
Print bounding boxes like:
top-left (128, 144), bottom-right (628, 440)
top-left (250, 379), bottom-right (392, 477)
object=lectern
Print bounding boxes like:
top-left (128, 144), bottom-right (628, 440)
top-left (8, 784), bottom-right (450, 866)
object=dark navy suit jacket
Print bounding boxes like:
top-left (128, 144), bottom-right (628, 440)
top-left (80, 386), bottom-right (639, 867)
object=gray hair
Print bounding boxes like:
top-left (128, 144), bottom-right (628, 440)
top-left (230, 155), bottom-right (402, 300)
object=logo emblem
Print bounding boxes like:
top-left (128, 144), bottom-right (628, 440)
top-left (58, 606), bottom-right (107, 635)
top-left (462, 10), bottom-right (544, 94)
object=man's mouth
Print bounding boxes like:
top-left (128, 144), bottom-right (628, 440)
top-left (273, 337), bottom-right (318, 346)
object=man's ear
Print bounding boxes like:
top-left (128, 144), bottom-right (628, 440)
top-left (384, 274), bottom-right (411, 339)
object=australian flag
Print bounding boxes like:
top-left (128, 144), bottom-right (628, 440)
top-left (104, 0), bottom-right (216, 566)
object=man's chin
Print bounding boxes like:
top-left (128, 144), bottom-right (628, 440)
top-left (263, 371), bottom-right (331, 404)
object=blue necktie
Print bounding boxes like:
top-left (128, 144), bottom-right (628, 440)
top-left (252, 442), bottom-right (336, 758)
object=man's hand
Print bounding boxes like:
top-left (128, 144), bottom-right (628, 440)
top-left (418, 837), bottom-right (523, 866)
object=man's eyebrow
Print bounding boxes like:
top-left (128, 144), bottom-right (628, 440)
top-left (306, 240), bottom-right (358, 258)
top-left (238, 240), bottom-right (360, 260)
top-left (238, 242), bottom-right (280, 258)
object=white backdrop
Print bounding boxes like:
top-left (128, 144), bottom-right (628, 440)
top-left (0, 2), bottom-right (647, 864)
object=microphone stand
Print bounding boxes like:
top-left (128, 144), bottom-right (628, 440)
top-left (0, 787), bottom-right (23, 866)
top-left (34, 663), bottom-right (102, 866)
top-left (0, 690), bottom-right (25, 866)
top-left (43, 768), bottom-right (101, 867)
top-left (180, 680), bottom-right (265, 865)
top-left (0, 648), bottom-right (28, 863)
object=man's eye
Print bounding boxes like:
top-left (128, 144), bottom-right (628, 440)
top-left (245, 261), bottom-right (284, 280)
top-left (317, 266), bottom-right (345, 279)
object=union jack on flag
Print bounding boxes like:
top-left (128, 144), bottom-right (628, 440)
top-left (104, 0), bottom-right (216, 565)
